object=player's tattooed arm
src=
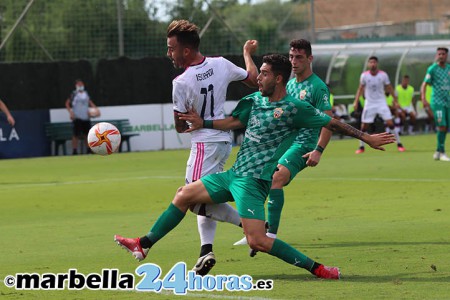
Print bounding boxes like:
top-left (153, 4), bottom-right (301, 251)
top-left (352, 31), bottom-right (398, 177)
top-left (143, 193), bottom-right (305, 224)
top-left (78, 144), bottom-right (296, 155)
top-left (324, 119), bottom-right (396, 150)
top-left (325, 119), bottom-right (364, 139)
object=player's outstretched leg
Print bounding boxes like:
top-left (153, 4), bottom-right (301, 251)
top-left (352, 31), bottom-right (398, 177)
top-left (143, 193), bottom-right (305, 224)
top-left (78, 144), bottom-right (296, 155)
top-left (114, 203), bottom-right (186, 261)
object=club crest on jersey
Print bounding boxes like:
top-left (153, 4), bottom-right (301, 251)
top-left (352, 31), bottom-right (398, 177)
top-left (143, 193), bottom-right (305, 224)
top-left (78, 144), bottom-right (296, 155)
top-left (273, 107), bottom-right (284, 119)
top-left (299, 89), bottom-right (307, 100)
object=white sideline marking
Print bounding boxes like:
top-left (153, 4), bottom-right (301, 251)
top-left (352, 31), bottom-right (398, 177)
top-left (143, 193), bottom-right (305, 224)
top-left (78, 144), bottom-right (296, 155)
top-left (0, 176), bottom-right (449, 190)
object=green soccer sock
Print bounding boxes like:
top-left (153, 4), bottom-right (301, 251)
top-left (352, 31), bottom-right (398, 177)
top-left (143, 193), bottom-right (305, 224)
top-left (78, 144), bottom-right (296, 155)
top-left (437, 131), bottom-right (446, 153)
top-left (267, 189), bottom-right (284, 235)
top-left (145, 203), bottom-right (185, 244)
top-left (268, 238), bottom-right (315, 271)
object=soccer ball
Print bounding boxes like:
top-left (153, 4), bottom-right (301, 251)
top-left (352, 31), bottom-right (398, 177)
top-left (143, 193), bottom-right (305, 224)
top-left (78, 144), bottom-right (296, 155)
top-left (88, 107), bottom-right (101, 118)
top-left (88, 122), bottom-right (121, 155)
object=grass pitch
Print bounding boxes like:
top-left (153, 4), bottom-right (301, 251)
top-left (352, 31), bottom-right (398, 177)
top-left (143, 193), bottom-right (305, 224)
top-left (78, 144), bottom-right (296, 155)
top-left (1, 133), bottom-right (449, 299)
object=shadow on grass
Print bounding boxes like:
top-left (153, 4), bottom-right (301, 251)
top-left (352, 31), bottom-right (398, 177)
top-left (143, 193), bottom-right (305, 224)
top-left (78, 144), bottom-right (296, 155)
top-left (290, 241), bottom-right (450, 249)
top-left (252, 272), bottom-right (450, 283)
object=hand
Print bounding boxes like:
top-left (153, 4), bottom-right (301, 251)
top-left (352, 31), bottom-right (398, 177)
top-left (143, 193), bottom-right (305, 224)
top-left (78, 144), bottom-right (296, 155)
top-left (302, 150), bottom-right (322, 167)
top-left (178, 108), bottom-right (203, 133)
top-left (365, 132), bottom-right (396, 151)
top-left (69, 111), bottom-right (75, 120)
top-left (7, 115), bottom-right (15, 126)
top-left (243, 40), bottom-right (258, 55)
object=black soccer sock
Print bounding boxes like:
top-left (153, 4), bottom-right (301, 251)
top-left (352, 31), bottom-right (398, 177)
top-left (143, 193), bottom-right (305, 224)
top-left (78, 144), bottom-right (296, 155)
top-left (200, 244), bottom-right (213, 257)
top-left (139, 236), bottom-right (153, 249)
top-left (310, 262), bottom-right (321, 273)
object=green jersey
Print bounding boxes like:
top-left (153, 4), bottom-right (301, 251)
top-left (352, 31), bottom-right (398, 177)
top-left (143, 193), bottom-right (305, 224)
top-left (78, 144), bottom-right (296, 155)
top-left (230, 92), bottom-right (331, 181)
top-left (423, 63), bottom-right (450, 107)
top-left (286, 74), bottom-right (332, 149)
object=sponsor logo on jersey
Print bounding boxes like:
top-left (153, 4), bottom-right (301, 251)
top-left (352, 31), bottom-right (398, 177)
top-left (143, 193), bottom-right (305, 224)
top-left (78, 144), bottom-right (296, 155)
top-left (299, 89), bottom-right (307, 100)
top-left (273, 107), bottom-right (284, 119)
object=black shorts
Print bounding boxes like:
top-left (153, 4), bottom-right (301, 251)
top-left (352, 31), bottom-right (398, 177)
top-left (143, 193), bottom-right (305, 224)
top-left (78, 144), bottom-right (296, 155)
top-left (73, 119), bottom-right (91, 137)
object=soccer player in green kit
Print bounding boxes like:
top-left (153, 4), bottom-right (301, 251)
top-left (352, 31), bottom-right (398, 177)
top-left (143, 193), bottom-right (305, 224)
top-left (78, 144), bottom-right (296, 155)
top-left (114, 54), bottom-right (395, 279)
top-left (420, 47), bottom-right (450, 161)
top-left (234, 39), bottom-right (333, 250)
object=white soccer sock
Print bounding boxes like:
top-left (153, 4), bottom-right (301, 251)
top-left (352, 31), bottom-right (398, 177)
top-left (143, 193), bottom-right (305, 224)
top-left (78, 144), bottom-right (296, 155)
top-left (390, 127), bottom-right (401, 144)
top-left (197, 215), bottom-right (217, 246)
top-left (266, 232), bottom-right (277, 239)
top-left (192, 203), bottom-right (241, 226)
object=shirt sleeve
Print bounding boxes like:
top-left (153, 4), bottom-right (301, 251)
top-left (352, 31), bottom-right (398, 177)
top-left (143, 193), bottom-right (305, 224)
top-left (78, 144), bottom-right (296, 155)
top-left (313, 84), bottom-right (332, 112)
top-left (172, 80), bottom-right (188, 113)
top-left (222, 57), bottom-right (249, 82)
top-left (360, 73), bottom-right (366, 86)
top-left (231, 96), bottom-right (254, 126)
top-left (423, 65), bottom-right (434, 84)
top-left (383, 72), bottom-right (391, 86)
top-left (292, 100), bottom-right (332, 129)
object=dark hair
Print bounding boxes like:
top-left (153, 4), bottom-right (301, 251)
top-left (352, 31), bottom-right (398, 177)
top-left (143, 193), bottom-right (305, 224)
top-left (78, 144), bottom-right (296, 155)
top-left (437, 47), bottom-right (448, 53)
top-left (167, 20), bottom-right (200, 50)
top-left (402, 75), bottom-right (410, 79)
top-left (262, 54), bottom-right (292, 85)
top-left (75, 79), bottom-right (83, 84)
top-left (289, 39), bottom-right (312, 57)
top-left (368, 56), bottom-right (378, 61)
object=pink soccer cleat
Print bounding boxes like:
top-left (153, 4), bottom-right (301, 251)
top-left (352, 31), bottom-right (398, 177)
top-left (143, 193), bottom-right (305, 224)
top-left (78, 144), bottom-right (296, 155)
top-left (114, 235), bottom-right (148, 261)
top-left (313, 265), bottom-right (340, 280)
top-left (355, 147), bottom-right (365, 154)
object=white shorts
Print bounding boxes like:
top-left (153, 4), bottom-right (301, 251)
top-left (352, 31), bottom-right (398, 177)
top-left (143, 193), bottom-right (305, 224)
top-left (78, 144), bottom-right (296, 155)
top-left (401, 104), bottom-right (415, 114)
top-left (185, 141), bottom-right (232, 184)
top-left (361, 103), bottom-right (392, 123)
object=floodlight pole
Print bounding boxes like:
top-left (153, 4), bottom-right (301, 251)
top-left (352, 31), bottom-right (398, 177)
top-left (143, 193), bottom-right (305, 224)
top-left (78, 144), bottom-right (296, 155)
top-left (0, 0), bottom-right (35, 52)
top-left (310, 0), bottom-right (316, 43)
top-left (116, 0), bottom-right (124, 57)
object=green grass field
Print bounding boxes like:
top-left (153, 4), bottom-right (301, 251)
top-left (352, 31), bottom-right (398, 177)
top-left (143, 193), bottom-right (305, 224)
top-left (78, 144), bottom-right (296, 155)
top-left (1, 134), bottom-right (449, 299)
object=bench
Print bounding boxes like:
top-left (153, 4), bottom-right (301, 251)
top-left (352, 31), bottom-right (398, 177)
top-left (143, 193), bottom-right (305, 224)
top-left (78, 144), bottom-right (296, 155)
top-left (45, 119), bottom-right (139, 155)
top-left (96, 119), bottom-right (140, 152)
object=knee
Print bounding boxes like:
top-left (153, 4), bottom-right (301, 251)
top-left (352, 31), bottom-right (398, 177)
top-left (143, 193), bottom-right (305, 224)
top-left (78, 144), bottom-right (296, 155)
top-left (272, 169), bottom-right (289, 188)
top-left (173, 186), bottom-right (192, 207)
top-left (247, 235), bottom-right (271, 252)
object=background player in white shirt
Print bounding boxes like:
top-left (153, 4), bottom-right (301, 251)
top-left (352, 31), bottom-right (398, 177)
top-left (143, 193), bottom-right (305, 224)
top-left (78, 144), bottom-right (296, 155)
top-left (353, 56), bottom-right (404, 153)
top-left (166, 20), bottom-right (259, 275)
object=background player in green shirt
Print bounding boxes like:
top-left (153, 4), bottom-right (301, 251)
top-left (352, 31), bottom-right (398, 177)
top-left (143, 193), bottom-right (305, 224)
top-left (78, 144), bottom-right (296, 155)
top-left (114, 54), bottom-right (395, 280)
top-left (420, 47), bottom-right (450, 161)
top-left (396, 75), bottom-right (416, 135)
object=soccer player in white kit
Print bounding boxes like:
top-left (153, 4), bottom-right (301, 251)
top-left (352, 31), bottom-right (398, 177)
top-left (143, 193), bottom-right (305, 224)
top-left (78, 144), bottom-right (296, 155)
top-left (353, 56), bottom-right (404, 153)
top-left (166, 20), bottom-right (259, 275)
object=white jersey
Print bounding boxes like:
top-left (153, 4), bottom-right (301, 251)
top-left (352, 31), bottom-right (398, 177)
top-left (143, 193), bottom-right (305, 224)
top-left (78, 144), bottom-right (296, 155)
top-left (360, 70), bottom-right (390, 105)
top-left (172, 56), bottom-right (248, 143)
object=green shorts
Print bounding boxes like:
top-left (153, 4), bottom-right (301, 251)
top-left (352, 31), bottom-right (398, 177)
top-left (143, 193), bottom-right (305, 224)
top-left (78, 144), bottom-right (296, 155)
top-left (277, 143), bottom-right (313, 183)
top-left (200, 170), bottom-right (271, 220)
top-left (431, 104), bottom-right (450, 127)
